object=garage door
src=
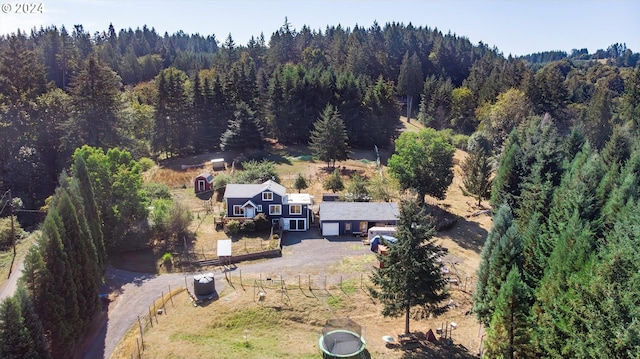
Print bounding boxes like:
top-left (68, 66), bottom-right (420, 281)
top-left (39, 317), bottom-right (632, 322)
top-left (322, 222), bottom-right (340, 236)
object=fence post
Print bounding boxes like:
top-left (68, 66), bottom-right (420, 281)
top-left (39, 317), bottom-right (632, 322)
top-left (138, 316), bottom-right (144, 349)
top-left (169, 285), bottom-right (175, 307)
top-left (153, 302), bottom-right (158, 324)
top-left (161, 291), bottom-right (166, 314)
top-left (136, 337), bottom-right (141, 359)
top-left (148, 308), bottom-right (153, 328)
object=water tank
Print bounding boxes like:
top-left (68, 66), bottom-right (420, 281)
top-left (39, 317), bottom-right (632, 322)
top-left (193, 273), bottom-right (216, 296)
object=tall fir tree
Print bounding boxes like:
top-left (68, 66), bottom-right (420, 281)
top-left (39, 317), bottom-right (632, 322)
top-left (68, 55), bottom-right (123, 149)
top-left (483, 267), bottom-right (533, 359)
top-left (0, 296), bottom-right (35, 359)
top-left (15, 287), bottom-right (50, 359)
top-left (369, 196), bottom-right (448, 334)
top-left (473, 204), bottom-right (523, 326)
top-left (309, 104), bottom-right (350, 168)
top-left (219, 101), bottom-right (264, 151)
top-left (460, 145), bottom-right (493, 206)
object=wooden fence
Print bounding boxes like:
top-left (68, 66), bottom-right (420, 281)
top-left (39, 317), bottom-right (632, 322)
top-left (110, 286), bottom-right (185, 359)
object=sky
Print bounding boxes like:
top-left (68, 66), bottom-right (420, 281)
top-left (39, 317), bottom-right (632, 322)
top-left (0, 0), bottom-right (638, 56)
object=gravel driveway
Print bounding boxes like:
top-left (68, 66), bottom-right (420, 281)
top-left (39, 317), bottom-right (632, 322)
top-left (82, 227), bottom-right (373, 359)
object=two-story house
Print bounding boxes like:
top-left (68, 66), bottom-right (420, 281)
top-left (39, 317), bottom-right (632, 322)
top-left (223, 180), bottom-right (312, 231)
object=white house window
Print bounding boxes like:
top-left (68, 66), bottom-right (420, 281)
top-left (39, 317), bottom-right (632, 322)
top-left (233, 205), bottom-right (244, 216)
top-left (289, 204), bottom-right (302, 215)
top-left (345, 222), bottom-right (352, 232)
top-left (257, 205), bottom-right (263, 212)
top-left (262, 191), bottom-right (273, 201)
top-left (269, 204), bottom-right (282, 215)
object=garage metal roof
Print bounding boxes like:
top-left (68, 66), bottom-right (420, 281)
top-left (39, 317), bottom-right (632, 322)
top-left (319, 202), bottom-right (399, 222)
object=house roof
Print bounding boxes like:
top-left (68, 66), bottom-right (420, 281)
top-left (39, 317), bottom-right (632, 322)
top-left (223, 180), bottom-right (286, 199)
top-left (319, 202), bottom-right (399, 222)
top-left (196, 172), bottom-right (214, 183)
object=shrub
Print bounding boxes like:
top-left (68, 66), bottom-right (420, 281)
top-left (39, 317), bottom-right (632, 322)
top-left (139, 157), bottom-right (156, 172)
top-left (240, 220), bottom-right (256, 232)
top-left (253, 213), bottom-right (271, 231)
top-left (226, 220), bottom-right (240, 235)
top-left (452, 134), bottom-right (470, 150)
top-left (145, 182), bottom-right (172, 200)
top-left (162, 252), bottom-right (173, 264)
top-left (0, 217), bottom-right (24, 251)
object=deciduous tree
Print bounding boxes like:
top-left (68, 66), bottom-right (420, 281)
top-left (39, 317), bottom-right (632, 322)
top-left (387, 128), bottom-right (454, 202)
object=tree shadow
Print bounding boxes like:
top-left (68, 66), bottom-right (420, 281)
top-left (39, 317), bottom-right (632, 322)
top-left (400, 342), bottom-right (477, 359)
top-left (438, 219), bottom-right (488, 254)
top-left (425, 204), bottom-right (488, 254)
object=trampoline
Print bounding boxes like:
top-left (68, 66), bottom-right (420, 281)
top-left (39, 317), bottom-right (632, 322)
top-left (318, 319), bottom-right (366, 359)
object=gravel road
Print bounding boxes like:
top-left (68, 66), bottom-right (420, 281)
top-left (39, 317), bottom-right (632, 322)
top-left (0, 251), bottom-right (26, 302)
top-left (82, 227), bottom-right (373, 359)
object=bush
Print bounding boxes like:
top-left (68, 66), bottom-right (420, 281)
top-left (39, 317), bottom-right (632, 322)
top-left (452, 134), bottom-right (470, 150)
top-left (0, 217), bottom-right (24, 251)
top-left (226, 220), bottom-right (240, 235)
top-left (253, 213), bottom-right (271, 231)
top-left (240, 220), bottom-right (256, 232)
top-left (139, 157), bottom-right (156, 172)
top-left (145, 182), bottom-right (172, 200)
top-left (162, 252), bottom-right (173, 264)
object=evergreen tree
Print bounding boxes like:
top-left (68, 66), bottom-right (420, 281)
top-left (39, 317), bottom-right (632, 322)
top-left (0, 296), bottom-right (34, 359)
top-left (153, 67), bottom-right (192, 157)
top-left (15, 287), bottom-right (50, 359)
top-left (484, 267), bottom-right (533, 359)
top-left (34, 208), bottom-right (81, 358)
top-left (534, 212), bottom-right (596, 357)
top-left (72, 153), bottom-right (106, 272)
top-left (397, 52), bottom-right (423, 121)
top-left (68, 55), bottom-right (123, 149)
top-left (309, 105), bottom-right (350, 168)
top-left (293, 173), bottom-right (308, 193)
top-left (54, 184), bottom-right (101, 329)
top-left (460, 145), bottom-right (492, 206)
top-left (620, 69), bottom-right (640, 131)
top-left (220, 101), bottom-right (265, 151)
top-left (369, 196), bottom-right (448, 334)
top-left (323, 168), bottom-right (344, 193)
top-left (473, 204), bottom-right (522, 326)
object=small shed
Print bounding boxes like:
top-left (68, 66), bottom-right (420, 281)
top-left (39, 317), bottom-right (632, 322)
top-left (194, 172), bottom-right (214, 193)
top-left (193, 273), bottom-right (216, 296)
top-left (210, 158), bottom-right (225, 171)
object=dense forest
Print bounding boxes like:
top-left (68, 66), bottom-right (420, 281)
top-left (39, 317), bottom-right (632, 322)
top-left (0, 20), bottom-right (638, 216)
top-left (0, 19), bottom-right (639, 358)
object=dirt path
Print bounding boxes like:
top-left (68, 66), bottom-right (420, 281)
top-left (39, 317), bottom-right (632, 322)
top-left (81, 227), bottom-right (373, 359)
top-left (0, 250), bottom-right (26, 302)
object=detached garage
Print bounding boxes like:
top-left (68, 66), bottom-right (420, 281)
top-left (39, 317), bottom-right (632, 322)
top-left (319, 202), bottom-right (399, 236)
